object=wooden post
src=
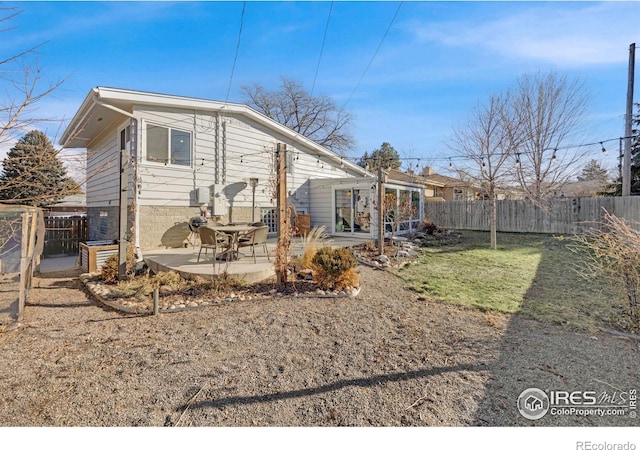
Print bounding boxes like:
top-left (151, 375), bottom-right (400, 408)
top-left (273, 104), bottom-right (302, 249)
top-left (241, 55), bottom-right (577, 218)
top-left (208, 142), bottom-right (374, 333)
top-left (24, 210), bottom-right (39, 296)
top-left (18, 212), bottom-right (28, 321)
top-left (377, 167), bottom-right (385, 256)
top-left (276, 143), bottom-right (288, 286)
top-left (118, 148), bottom-right (129, 280)
top-left (153, 288), bottom-right (159, 316)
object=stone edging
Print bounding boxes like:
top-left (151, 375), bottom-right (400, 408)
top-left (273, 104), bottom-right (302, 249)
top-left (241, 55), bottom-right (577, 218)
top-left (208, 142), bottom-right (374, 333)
top-left (79, 273), bottom-right (361, 316)
top-left (293, 286), bottom-right (361, 299)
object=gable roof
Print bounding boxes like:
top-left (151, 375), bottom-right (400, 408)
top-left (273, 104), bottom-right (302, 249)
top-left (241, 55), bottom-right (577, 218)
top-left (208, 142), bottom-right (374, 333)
top-left (60, 87), bottom-right (369, 176)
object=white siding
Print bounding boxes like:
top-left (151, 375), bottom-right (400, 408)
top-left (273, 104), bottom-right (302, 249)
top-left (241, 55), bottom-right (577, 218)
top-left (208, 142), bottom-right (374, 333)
top-left (132, 106), bottom-right (365, 218)
top-left (86, 130), bottom-right (119, 208)
top-left (309, 177), bottom-right (377, 234)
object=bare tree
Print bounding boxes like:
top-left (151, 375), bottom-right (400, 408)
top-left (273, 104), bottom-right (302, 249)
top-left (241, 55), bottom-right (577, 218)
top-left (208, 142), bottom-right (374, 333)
top-left (242, 76), bottom-right (355, 155)
top-left (508, 72), bottom-right (590, 201)
top-left (1, 7), bottom-right (64, 148)
top-left (0, 7), bottom-right (66, 258)
top-left (451, 94), bottom-right (517, 249)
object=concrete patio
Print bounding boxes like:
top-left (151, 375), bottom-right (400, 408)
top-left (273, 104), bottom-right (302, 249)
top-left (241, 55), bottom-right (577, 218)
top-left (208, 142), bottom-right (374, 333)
top-left (143, 235), bottom-right (371, 284)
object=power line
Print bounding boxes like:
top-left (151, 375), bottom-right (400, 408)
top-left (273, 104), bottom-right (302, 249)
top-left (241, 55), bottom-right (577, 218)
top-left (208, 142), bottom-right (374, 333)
top-left (310, 1), bottom-right (333, 97)
top-left (224, 1), bottom-right (246, 105)
top-left (343, 1), bottom-right (403, 108)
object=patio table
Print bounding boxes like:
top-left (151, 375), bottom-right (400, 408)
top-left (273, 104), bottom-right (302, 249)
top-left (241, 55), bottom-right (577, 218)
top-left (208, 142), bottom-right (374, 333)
top-left (204, 225), bottom-right (255, 261)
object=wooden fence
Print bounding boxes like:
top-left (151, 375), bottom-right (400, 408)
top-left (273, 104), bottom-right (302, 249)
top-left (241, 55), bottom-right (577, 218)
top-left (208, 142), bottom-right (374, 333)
top-left (0, 206), bottom-right (42, 322)
top-left (424, 197), bottom-right (640, 234)
top-left (43, 216), bottom-right (88, 257)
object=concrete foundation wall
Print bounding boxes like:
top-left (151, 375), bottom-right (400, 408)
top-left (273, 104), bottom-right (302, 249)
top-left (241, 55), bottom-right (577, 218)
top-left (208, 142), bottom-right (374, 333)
top-left (138, 205), bottom-right (255, 251)
top-left (87, 207), bottom-right (120, 242)
top-left (89, 205), bottom-right (262, 251)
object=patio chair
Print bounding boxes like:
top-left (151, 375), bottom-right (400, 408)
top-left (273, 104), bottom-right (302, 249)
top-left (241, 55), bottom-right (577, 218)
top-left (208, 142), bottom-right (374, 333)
top-left (197, 227), bottom-right (231, 263)
top-left (237, 225), bottom-right (270, 263)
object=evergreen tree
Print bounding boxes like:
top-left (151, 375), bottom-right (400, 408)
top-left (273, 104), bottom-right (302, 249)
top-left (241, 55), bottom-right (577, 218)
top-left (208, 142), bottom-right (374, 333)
top-left (359, 142), bottom-right (401, 171)
top-left (577, 159), bottom-right (609, 182)
top-left (0, 130), bottom-right (81, 207)
top-left (604, 103), bottom-right (640, 196)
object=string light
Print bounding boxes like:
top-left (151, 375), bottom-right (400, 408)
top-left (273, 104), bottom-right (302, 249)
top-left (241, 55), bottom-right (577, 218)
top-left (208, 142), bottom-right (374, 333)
top-left (601, 142), bottom-right (607, 154)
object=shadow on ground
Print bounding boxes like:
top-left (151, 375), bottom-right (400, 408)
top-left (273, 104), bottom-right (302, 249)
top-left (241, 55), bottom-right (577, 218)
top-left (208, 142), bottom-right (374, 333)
top-left (470, 236), bottom-right (640, 426)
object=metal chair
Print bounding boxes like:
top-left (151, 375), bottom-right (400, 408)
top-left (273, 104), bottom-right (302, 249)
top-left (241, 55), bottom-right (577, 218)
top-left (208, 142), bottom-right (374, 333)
top-left (197, 227), bottom-right (231, 263)
top-left (237, 225), bottom-right (270, 263)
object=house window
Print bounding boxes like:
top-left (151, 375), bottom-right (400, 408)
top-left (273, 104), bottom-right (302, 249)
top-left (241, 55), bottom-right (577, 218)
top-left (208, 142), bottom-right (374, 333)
top-left (146, 124), bottom-right (191, 166)
top-left (260, 208), bottom-right (277, 233)
top-left (453, 188), bottom-right (464, 201)
top-left (120, 126), bottom-right (131, 151)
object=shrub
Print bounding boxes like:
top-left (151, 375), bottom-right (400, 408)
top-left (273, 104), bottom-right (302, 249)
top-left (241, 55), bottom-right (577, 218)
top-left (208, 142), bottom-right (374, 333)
top-left (419, 220), bottom-right (438, 235)
top-left (292, 225), bottom-right (329, 271)
top-left (152, 270), bottom-right (182, 288)
top-left (100, 244), bottom-right (136, 284)
top-left (571, 209), bottom-right (640, 332)
top-left (311, 246), bottom-right (359, 290)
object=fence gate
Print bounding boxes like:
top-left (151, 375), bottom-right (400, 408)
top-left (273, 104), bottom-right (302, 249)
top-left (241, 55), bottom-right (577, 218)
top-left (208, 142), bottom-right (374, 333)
top-left (43, 216), bottom-right (88, 257)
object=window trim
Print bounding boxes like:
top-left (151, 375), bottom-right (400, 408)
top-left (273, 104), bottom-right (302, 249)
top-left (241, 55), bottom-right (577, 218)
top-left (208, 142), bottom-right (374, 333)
top-left (143, 121), bottom-right (193, 168)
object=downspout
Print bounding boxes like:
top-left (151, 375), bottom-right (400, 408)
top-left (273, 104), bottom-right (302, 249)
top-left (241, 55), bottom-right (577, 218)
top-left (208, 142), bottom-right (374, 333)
top-left (131, 118), bottom-right (141, 261)
top-left (222, 119), bottom-right (227, 184)
top-left (215, 112), bottom-right (220, 184)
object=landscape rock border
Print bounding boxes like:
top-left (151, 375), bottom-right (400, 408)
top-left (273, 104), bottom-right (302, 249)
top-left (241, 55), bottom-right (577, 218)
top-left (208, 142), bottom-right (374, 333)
top-left (79, 271), bottom-right (362, 316)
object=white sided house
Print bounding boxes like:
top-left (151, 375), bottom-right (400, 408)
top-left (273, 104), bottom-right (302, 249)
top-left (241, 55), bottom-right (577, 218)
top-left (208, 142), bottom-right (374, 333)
top-left (60, 87), bottom-right (423, 253)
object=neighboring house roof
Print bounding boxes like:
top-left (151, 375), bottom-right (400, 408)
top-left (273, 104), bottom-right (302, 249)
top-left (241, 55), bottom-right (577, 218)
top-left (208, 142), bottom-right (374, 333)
top-left (387, 168), bottom-right (480, 190)
top-left (387, 169), bottom-right (445, 187)
top-left (424, 173), bottom-right (480, 190)
top-left (52, 193), bottom-right (86, 208)
top-left (60, 86), bottom-right (370, 177)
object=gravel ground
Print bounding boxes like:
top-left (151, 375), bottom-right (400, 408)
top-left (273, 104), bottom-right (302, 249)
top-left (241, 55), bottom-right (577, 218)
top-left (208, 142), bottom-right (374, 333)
top-left (0, 265), bottom-right (638, 427)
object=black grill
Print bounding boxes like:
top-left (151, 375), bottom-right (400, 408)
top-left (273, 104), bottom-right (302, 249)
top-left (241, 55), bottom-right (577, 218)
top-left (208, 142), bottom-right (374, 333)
top-left (189, 216), bottom-right (208, 232)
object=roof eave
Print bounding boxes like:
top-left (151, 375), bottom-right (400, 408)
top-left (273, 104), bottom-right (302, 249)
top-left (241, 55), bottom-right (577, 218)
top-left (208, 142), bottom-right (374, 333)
top-left (62, 87), bottom-right (369, 176)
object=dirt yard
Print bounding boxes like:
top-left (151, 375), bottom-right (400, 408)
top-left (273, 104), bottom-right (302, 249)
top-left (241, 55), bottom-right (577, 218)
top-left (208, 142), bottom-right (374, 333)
top-left (0, 265), bottom-right (638, 427)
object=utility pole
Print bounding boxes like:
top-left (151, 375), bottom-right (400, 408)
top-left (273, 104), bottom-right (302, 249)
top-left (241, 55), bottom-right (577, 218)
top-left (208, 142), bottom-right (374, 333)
top-left (623, 42), bottom-right (635, 197)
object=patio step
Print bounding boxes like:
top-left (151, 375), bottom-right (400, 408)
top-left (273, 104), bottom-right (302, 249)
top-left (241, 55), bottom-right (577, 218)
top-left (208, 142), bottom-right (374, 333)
top-left (144, 248), bottom-right (275, 284)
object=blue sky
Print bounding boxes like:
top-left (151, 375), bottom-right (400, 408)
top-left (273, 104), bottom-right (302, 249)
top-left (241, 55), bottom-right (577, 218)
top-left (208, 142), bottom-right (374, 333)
top-left (2, 1), bottom-right (639, 176)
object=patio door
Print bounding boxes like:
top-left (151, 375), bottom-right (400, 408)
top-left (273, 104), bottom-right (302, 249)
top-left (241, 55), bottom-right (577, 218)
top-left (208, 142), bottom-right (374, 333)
top-left (334, 188), bottom-right (370, 233)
